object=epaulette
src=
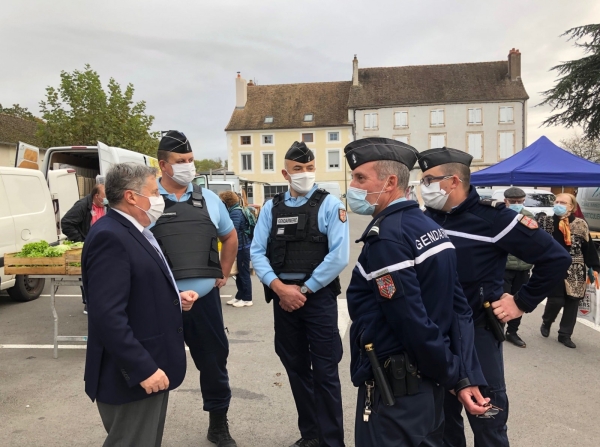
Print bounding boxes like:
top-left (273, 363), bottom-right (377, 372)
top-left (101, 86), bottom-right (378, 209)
top-left (479, 198), bottom-right (504, 209)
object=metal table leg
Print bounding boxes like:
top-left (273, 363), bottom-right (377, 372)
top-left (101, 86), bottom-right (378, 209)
top-left (51, 278), bottom-right (58, 359)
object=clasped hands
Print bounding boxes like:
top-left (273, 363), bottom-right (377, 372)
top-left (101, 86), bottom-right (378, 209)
top-left (272, 280), bottom-right (308, 312)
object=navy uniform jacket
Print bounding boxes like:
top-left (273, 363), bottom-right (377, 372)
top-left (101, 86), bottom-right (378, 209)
top-left (425, 187), bottom-right (572, 325)
top-left (347, 200), bottom-right (485, 390)
top-left (82, 209), bottom-right (187, 405)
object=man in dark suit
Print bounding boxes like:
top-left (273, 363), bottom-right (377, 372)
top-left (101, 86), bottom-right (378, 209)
top-left (82, 163), bottom-right (198, 447)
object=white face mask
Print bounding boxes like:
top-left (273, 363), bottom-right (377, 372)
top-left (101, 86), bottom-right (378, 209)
top-left (287, 171), bottom-right (316, 195)
top-left (167, 162), bottom-right (196, 186)
top-left (134, 193), bottom-right (165, 226)
top-left (420, 182), bottom-right (450, 210)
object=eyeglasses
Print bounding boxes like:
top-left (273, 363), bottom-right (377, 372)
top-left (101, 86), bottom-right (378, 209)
top-left (476, 403), bottom-right (504, 419)
top-left (420, 175), bottom-right (453, 187)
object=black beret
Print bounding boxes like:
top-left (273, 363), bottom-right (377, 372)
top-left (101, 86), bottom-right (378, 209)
top-left (344, 138), bottom-right (419, 170)
top-left (417, 147), bottom-right (472, 171)
top-left (504, 187), bottom-right (526, 199)
top-left (158, 130), bottom-right (192, 154)
top-left (285, 141), bottom-right (315, 163)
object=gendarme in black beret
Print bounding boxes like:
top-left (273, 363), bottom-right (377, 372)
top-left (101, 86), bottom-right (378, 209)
top-left (504, 187), bottom-right (526, 199)
top-left (158, 130), bottom-right (192, 154)
top-left (285, 141), bottom-right (315, 163)
top-left (344, 138), bottom-right (419, 170)
top-left (417, 147), bottom-right (472, 171)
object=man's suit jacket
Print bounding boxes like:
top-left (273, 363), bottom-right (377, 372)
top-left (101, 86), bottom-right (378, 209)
top-left (82, 209), bottom-right (186, 405)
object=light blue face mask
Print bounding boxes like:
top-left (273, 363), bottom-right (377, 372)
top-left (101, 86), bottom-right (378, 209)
top-left (553, 204), bottom-right (568, 216)
top-left (508, 204), bottom-right (524, 213)
top-left (102, 198), bottom-right (109, 206)
top-left (346, 187), bottom-right (376, 215)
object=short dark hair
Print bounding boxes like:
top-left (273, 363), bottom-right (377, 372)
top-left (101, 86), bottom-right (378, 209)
top-left (157, 150), bottom-right (171, 163)
top-left (91, 185), bottom-right (100, 197)
top-left (440, 163), bottom-right (470, 189)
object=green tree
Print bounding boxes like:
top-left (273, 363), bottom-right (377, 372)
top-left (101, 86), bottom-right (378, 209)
top-left (194, 158), bottom-right (226, 172)
top-left (37, 64), bottom-right (159, 155)
top-left (0, 103), bottom-right (37, 121)
top-left (540, 24), bottom-right (600, 140)
top-left (561, 133), bottom-right (600, 163)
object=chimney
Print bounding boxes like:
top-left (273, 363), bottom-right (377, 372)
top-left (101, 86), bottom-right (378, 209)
top-left (247, 79), bottom-right (254, 86)
top-left (352, 55), bottom-right (359, 86)
top-left (235, 72), bottom-right (247, 109)
top-left (508, 48), bottom-right (521, 81)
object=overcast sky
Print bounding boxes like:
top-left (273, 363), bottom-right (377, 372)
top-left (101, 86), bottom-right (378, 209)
top-left (2, 0), bottom-right (598, 160)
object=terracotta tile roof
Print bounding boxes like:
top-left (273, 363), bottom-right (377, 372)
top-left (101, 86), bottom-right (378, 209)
top-left (348, 61), bottom-right (529, 108)
top-left (0, 113), bottom-right (43, 146)
top-left (225, 81), bottom-right (352, 131)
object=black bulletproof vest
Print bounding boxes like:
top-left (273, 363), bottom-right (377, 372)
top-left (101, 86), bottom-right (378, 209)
top-left (267, 189), bottom-right (329, 276)
top-left (151, 185), bottom-right (223, 280)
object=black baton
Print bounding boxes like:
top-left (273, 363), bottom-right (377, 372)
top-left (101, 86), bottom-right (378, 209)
top-left (365, 343), bottom-right (395, 406)
top-left (483, 302), bottom-right (506, 342)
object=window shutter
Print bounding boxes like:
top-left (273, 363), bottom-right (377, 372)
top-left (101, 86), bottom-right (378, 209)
top-left (373, 113), bottom-right (378, 128)
top-left (476, 108), bottom-right (482, 123)
top-left (394, 136), bottom-right (409, 144)
top-left (439, 110), bottom-right (444, 125)
top-left (431, 110), bottom-right (437, 125)
top-left (328, 151), bottom-right (340, 168)
top-left (365, 114), bottom-right (371, 129)
top-left (468, 109), bottom-right (474, 124)
top-left (500, 107), bottom-right (507, 123)
top-left (507, 107), bottom-right (514, 122)
top-left (468, 134), bottom-right (482, 160)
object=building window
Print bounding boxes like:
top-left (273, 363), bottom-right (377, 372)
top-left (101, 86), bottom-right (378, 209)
top-left (302, 133), bottom-right (314, 143)
top-left (262, 152), bottom-right (274, 171)
top-left (499, 106), bottom-right (514, 124)
top-left (241, 153), bottom-right (253, 172)
top-left (303, 113), bottom-right (314, 122)
top-left (467, 132), bottom-right (483, 160)
top-left (262, 134), bottom-right (273, 145)
top-left (364, 112), bottom-right (378, 130)
top-left (429, 133), bottom-right (446, 149)
top-left (327, 150), bottom-right (341, 170)
top-left (430, 109), bottom-right (445, 127)
top-left (264, 116), bottom-right (273, 124)
top-left (240, 135), bottom-right (251, 145)
top-left (394, 135), bottom-right (410, 144)
top-left (328, 131), bottom-right (340, 142)
top-left (264, 185), bottom-right (289, 201)
top-left (468, 108), bottom-right (482, 125)
top-left (498, 132), bottom-right (515, 159)
top-left (394, 111), bottom-right (408, 128)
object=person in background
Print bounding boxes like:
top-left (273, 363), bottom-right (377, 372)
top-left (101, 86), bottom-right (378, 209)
top-left (61, 183), bottom-right (107, 314)
top-left (538, 193), bottom-right (600, 348)
top-left (220, 191), bottom-right (253, 307)
top-left (502, 187), bottom-right (534, 348)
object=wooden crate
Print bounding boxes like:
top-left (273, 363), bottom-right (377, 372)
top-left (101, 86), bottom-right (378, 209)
top-left (65, 248), bottom-right (83, 275)
top-left (4, 252), bottom-right (67, 275)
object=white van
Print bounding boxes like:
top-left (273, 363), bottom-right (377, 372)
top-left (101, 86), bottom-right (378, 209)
top-left (577, 187), bottom-right (600, 232)
top-left (491, 188), bottom-right (555, 218)
top-left (0, 167), bottom-right (61, 301)
top-left (316, 182), bottom-right (342, 200)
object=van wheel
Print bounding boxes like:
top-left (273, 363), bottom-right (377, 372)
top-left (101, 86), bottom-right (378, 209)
top-left (7, 275), bottom-right (45, 302)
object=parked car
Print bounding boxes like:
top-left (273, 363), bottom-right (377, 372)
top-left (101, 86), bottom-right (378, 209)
top-left (491, 188), bottom-right (555, 217)
top-left (577, 187), bottom-right (600, 232)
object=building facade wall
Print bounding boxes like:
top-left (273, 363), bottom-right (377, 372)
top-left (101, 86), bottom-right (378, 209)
top-left (227, 127), bottom-right (353, 205)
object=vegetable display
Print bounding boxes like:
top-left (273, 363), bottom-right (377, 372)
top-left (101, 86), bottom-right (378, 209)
top-left (15, 241), bottom-right (84, 258)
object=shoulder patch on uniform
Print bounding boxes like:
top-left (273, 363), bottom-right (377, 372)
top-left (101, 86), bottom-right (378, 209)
top-left (517, 214), bottom-right (538, 229)
top-left (375, 274), bottom-right (396, 299)
top-left (339, 209), bottom-right (347, 223)
top-left (479, 198), bottom-right (503, 208)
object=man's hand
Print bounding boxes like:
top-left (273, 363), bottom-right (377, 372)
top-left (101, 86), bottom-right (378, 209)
top-left (491, 293), bottom-right (524, 323)
top-left (272, 281), bottom-right (306, 312)
top-left (140, 368), bottom-right (169, 394)
top-left (457, 386), bottom-right (490, 415)
top-left (180, 290), bottom-right (199, 311)
top-left (215, 277), bottom-right (227, 289)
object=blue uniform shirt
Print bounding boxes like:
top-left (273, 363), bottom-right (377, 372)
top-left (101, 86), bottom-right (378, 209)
top-left (425, 186), bottom-right (572, 324)
top-left (347, 199), bottom-right (485, 389)
top-left (154, 179), bottom-right (235, 298)
top-left (251, 184), bottom-right (350, 292)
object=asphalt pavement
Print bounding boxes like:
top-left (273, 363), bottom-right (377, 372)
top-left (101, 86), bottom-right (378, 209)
top-left (1, 213), bottom-right (600, 446)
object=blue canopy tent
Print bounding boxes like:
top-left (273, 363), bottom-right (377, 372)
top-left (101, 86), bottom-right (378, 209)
top-left (471, 136), bottom-right (600, 186)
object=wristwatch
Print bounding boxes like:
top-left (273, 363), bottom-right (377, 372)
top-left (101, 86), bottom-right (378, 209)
top-left (300, 285), bottom-right (309, 294)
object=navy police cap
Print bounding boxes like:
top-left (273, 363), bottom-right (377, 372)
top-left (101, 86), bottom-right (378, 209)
top-left (158, 130), bottom-right (192, 154)
top-left (344, 137), bottom-right (419, 170)
top-left (417, 147), bottom-right (472, 171)
top-left (285, 141), bottom-right (315, 163)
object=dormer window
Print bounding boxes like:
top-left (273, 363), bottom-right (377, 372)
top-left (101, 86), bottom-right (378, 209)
top-left (303, 113), bottom-right (314, 122)
top-left (264, 116), bottom-right (273, 124)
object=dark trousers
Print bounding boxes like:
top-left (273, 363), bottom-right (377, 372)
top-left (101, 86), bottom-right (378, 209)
top-left (273, 287), bottom-right (344, 447)
top-left (235, 247), bottom-right (252, 301)
top-left (355, 380), bottom-right (444, 447)
top-left (97, 392), bottom-right (169, 447)
top-left (542, 293), bottom-right (579, 337)
top-left (443, 327), bottom-right (509, 447)
top-left (183, 287), bottom-right (231, 412)
top-left (503, 269), bottom-right (530, 334)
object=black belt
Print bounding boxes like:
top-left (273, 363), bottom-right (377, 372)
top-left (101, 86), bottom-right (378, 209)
top-left (383, 353), bottom-right (421, 397)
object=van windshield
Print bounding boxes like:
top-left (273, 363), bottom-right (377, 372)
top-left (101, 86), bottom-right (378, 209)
top-left (525, 193), bottom-right (555, 207)
top-left (208, 184), bottom-right (233, 194)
